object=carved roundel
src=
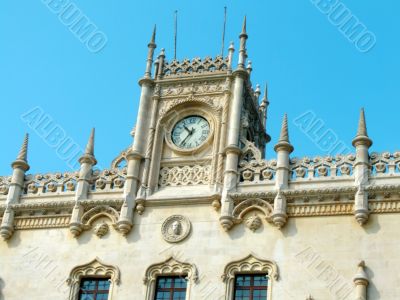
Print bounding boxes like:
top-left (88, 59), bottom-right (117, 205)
top-left (161, 215), bottom-right (191, 243)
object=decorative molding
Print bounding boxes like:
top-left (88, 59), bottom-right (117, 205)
top-left (159, 165), bottom-right (211, 187)
top-left (161, 215), bottom-right (191, 243)
top-left (14, 215), bottom-right (70, 229)
top-left (160, 80), bottom-right (226, 98)
top-left (287, 202), bottom-right (354, 217)
top-left (221, 254), bottom-right (278, 300)
top-left (143, 257), bottom-right (198, 300)
top-left (67, 257), bottom-right (120, 300)
top-left (162, 56), bottom-right (229, 78)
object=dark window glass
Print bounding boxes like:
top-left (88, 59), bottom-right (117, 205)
top-left (79, 278), bottom-right (110, 300)
top-left (154, 276), bottom-right (187, 300)
top-left (234, 274), bottom-right (268, 300)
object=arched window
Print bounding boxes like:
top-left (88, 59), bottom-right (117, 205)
top-left (67, 257), bottom-right (120, 300)
top-left (143, 257), bottom-right (198, 300)
top-left (222, 254), bottom-right (278, 300)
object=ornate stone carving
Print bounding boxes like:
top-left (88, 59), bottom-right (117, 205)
top-left (221, 254), bottom-right (278, 300)
top-left (158, 94), bottom-right (221, 119)
top-left (232, 198), bottom-right (273, 229)
top-left (290, 154), bottom-right (356, 179)
top-left (160, 80), bottom-right (226, 97)
top-left (162, 56), bottom-right (228, 77)
top-left (159, 165), bottom-right (211, 187)
top-left (24, 171), bottom-right (79, 195)
top-left (161, 215), bottom-right (191, 243)
top-left (67, 257), bottom-right (120, 300)
top-left (93, 221), bottom-right (109, 238)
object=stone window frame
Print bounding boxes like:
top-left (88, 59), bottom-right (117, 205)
top-left (67, 257), bottom-right (120, 300)
top-left (221, 254), bottom-right (279, 300)
top-left (143, 256), bottom-right (198, 300)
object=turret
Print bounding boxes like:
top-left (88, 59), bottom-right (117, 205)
top-left (144, 25), bottom-right (156, 79)
top-left (271, 114), bottom-right (293, 228)
top-left (69, 129), bottom-right (97, 237)
top-left (352, 108), bottom-right (372, 225)
top-left (1, 134), bottom-right (30, 240)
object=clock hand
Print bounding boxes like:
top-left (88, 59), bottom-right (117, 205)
top-left (180, 127), bottom-right (195, 147)
top-left (183, 125), bottom-right (191, 133)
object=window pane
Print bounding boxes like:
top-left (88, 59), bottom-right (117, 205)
top-left (234, 274), bottom-right (268, 300)
top-left (155, 276), bottom-right (187, 300)
top-left (79, 278), bottom-right (110, 300)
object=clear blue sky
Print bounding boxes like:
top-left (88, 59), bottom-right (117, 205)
top-left (1, 1), bottom-right (399, 175)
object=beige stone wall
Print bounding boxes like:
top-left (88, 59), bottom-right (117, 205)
top-left (0, 204), bottom-right (398, 299)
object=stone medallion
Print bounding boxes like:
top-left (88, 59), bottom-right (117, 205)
top-left (161, 215), bottom-right (191, 243)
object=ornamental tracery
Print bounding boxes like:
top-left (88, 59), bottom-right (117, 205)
top-left (67, 257), bottom-right (120, 300)
top-left (162, 56), bottom-right (229, 77)
top-left (221, 254), bottom-right (278, 300)
top-left (143, 257), bottom-right (198, 300)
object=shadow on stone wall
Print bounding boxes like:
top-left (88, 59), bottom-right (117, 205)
top-left (0, 277), bottom-right (5, 300)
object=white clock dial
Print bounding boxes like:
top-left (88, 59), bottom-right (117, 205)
top-left (171, 116), bottom-right (210, 149)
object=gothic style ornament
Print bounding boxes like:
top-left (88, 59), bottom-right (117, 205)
top-left (161, 215), bottom-right (191, 243)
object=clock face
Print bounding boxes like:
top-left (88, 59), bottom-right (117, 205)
top-left (171, 116), bottom-right (210, 149)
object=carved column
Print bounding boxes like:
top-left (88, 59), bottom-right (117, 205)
top-left (116, 29), bottom-right (156, 234)
top-left (69, 129), bottom-right (97, 237)
top-left (219, 17), bottom-right (248, 231)
top-left (352, 108), bottom-right (372, 225)
top-left (0, 134), bottom-right (29, 240)
top-left (271, 114), bottom-right (293, 228)
top-left (353, 261), bottom-right (369, 299)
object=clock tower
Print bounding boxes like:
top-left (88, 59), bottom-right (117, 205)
top-left (116, 17), bottom-right (270, 234)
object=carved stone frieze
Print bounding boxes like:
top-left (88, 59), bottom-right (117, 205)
top-left (159, 165), bottom-right (211, 187)
top-left (162, 56), bottom-right (229, 77)
top-left (160, 80), bottom-right (226, 98)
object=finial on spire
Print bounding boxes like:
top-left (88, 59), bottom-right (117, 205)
top-left (264, 82), bottom-right (268, 101)
top-left (79, 128), bottom-right (97, 165)
top-left (352, 108), bottom-right (372, 148)
top-left (12, 133), bottom-right (30, 171)
top-left (149, 24), bottom-right (156, 45)
top-left (241, 15), bottom-right (247, 37)
top-left (17, 133), bottom-right (29, 162)
top-left (279, 114), bottom-right (289, 143)
top-left (85, 128), bottom-right (95, 156)
top-left (274, 114), bottom-right (294, 153)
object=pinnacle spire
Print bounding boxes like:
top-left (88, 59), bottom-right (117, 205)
top-left (356, 108), bottom-right (368, 137)
top-left (274, 114), bottom-right (294, 153)
top-left (16, 133), bottom-right (29, 162)
top-left (149, 25), bottom-right (156, 45)
top-left (279, 114), bottom-right (289, 143)
top-left (79, 128), bottom-right (97, 165)
top-left (352, 108), bottom-right (372, 147)
top-left (264, 83), bottom-right (268, 100)
top-left (241, 16), bottom-right (247, 36)
top-left (12, 133), bottom-right (30, 171)
top-left (85, 128), bottom-right (95, 156)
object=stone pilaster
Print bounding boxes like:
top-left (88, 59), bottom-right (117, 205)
top-left (352, 108), bottom-right (372, 225)
top-left (271, 114), bottom-right (293, 228)
top-left (353, 261), bottom-right (369, 299)
top-left (1, 134), bottom-right (30, 240)
top-left (116, 28), bottom-right (156, 234)
top-left (69, 129), bottom-right (97, 237)
top-left (219, 17), bottom-right (248, 231)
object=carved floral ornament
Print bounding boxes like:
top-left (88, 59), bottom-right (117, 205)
top-left (143, 257), bottom-right (198, 300)
top-left (67, 257), bottom-right (120, 300)
top-left (221, 254), bottom-right (278, 300)
top-left (161, 215), bottom-right (191, 243)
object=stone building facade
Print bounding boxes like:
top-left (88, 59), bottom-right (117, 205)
top-left (0, 18), bottom-right (399, 299)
